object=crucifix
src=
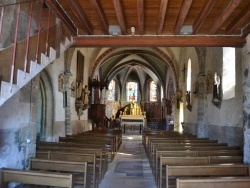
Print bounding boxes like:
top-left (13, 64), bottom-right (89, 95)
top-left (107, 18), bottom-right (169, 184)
top-left (181, 64), bottom-right (187, 82)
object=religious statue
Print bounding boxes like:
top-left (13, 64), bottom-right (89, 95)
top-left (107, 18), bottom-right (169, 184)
top-left (185, 91), bottom-right (191, 106)
top-left (83, 85), bottom-right (90, 107)
top-left (70, 81), bottom-right (76, 98)
top-left (212, 72), bottom-right (221, 108)
top-left (58, 73), bottom-right (64, 93)
top-left (213, 72), bottom-right (221, 101)
top-left (173, 90), bottom-right (182, 109)
top-left (185, 91), bottom-right (192, 111)
top-left (75, 83), bottom-right (89, 119)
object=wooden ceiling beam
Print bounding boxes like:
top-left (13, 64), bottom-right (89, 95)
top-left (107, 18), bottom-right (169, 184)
top-left (89, 0), bottom-right (109, 34)
top-left (226, 3), bottom-right (250, 34)
top-left (209, 0), bottom-right (241, 34)
top-left (193, 0), bottom-right (217, 34)
top-left (157, 0), bottom-right (169, 35)
top-left (45, 0), bottom-right (77, 36)
top-left (67, 0), bottom-right (93, 35)
top-left (242, 24), bottom-right (250, 37)
top-left (173, 0), bottom-right (193, 35)
top-left (137, 0), bottom-right (144, 35)
top-left (112, 0), bottom-right (127, 35)
top-left (73, 35), bottom-right (245, 47)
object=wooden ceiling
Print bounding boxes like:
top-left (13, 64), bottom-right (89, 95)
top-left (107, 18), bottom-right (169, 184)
top-left (46, 0), bottom-right (250, 47)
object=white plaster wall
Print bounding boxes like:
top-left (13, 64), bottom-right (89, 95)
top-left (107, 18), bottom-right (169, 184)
top-left (205, 47), bottom-right (243, 128)
top-left (178, 47), bottom-right (199, 124)
top-left (0, 91), bottom-right (30, 130)
top-left (48, 55), bottom-right (65, 122)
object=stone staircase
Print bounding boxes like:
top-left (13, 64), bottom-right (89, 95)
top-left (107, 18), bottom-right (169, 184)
top-left (0, 36), bottom-right (73, 106)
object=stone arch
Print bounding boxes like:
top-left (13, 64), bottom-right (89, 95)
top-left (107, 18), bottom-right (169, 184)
top-left (37, 70), bottom-right (54, 141)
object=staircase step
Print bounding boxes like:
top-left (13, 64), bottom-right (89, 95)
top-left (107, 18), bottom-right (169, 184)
top-left (29, 60), bottom-right (44, 76)
top-left (49, 47), bottom-right (56, 60)
top-left (60, 36), bottom-right (73, 54)
top-left (0, 81), bottom-right (20, 104)
top-left (17, 70), bottom-right (33, 87)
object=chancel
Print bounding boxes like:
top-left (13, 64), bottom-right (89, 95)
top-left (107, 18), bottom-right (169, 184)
top-left (120, 102), bottom-right (147, 133)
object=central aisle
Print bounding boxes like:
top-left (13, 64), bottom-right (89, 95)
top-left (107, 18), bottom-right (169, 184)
top-left (99, 131), bottom-right (157, 188)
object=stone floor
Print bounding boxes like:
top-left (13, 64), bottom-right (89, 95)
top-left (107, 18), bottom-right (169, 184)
top-left (15, 130), bottom-right (157, 188)
top-left (98, 130), bottom-right (157, 188)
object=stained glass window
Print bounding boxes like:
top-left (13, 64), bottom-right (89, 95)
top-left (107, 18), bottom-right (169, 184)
top-left (127, 82), bottom-right (137, 101)
top-left (150, 81), bottom-right (157, 101)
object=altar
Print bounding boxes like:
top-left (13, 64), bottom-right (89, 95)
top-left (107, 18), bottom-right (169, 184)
top-left (120, 102), bottom-right (147, 133)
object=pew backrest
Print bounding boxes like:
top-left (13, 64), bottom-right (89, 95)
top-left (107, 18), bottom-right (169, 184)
top-left (0, 168), bottom-right (74, 188)
top-left (165, 164), bottom-right (250, 188)
top-left (176, 177), bottom-right (250, 188)
top-left (29, 158), bottom-right (87, 188)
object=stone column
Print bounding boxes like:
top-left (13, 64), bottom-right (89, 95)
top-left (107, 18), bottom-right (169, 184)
top-left (195, 47), bottom-right (206, 138)
top-left (242, 36), bottom-right (250, 163)
top-left (64, 72), bottom-right (72, 135)
top-left (64, 48), bottom-right (74, 135)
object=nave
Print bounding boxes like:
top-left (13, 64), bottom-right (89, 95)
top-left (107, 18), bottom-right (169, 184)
top-left (99, 131), bottom-right (156, 188)
top-left (3, 128), bottom-right (250, 188)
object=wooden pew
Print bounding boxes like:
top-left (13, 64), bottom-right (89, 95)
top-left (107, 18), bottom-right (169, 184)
top-left (36, 151), bottom-right (97, 188)
top-left (149, 143), bottom-right (230, 163)
top-left (37, 147), bottom-right (107, 181)
top-left (59, 136), bottom-right (115, 161)
top-left (143, 131), bottom-right (199, 147)
top-left (158, 155), bottom-right (244, 185)
top-left (151, 145), bottom-right (241, 166)
top-left (154, 150), bottom-right (243, 179)
top-left (0, 168), bottom-right (74, 188)
top-left (29, 158), bottom-right (88, 188)
top-left (165, 164), bottom-right (250, 188)
top-left (176, 177), bottom-right (250, 188)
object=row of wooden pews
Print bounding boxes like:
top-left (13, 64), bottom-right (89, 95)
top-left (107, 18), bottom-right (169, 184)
top-left (143, 130), bottom-right (250, 188)
top-left (0, 129), bottom-right (122, 188)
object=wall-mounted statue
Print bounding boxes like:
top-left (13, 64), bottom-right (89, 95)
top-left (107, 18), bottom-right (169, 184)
top-left (185, 91), bottom-right (192, 111)
top-left (70, 81), bottom-right (76, 98)
top-left (58, 73), bottom-right (64, 93)
top-left (75, 83), bottom-right (90, 119)
top-left (83, 85), bottom-right (90, 107)
top-left (212, 72), bottom-right (221, 108)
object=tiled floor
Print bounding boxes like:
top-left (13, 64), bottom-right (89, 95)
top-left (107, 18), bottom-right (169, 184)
top-left (98, 130), bottom-right (157, 188)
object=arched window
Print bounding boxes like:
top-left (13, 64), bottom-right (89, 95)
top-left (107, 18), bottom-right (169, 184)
top-left (150, 81), bottom-right (157, 101)
top-left (127, 81), bottom-right (138, 101)
top-left (186, 58), bottom-right (192, 91)
top-left (107, 80), bottom-right (116, 101)
top-left (223, 47), bottom-right (235, 99)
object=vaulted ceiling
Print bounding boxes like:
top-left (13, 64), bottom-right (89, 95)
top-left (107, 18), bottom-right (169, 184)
top-left (46, 0), bottom-right (250, 47)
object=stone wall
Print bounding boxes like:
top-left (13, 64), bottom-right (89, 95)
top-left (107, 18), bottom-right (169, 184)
top-left (0, 85), bottom-right (37, 170)
top-left (243, 34), bottom-right (250, 164)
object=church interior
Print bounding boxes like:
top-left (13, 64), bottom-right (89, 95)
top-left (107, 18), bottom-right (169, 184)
top-left (1, 0), bottom-right (250, 187)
